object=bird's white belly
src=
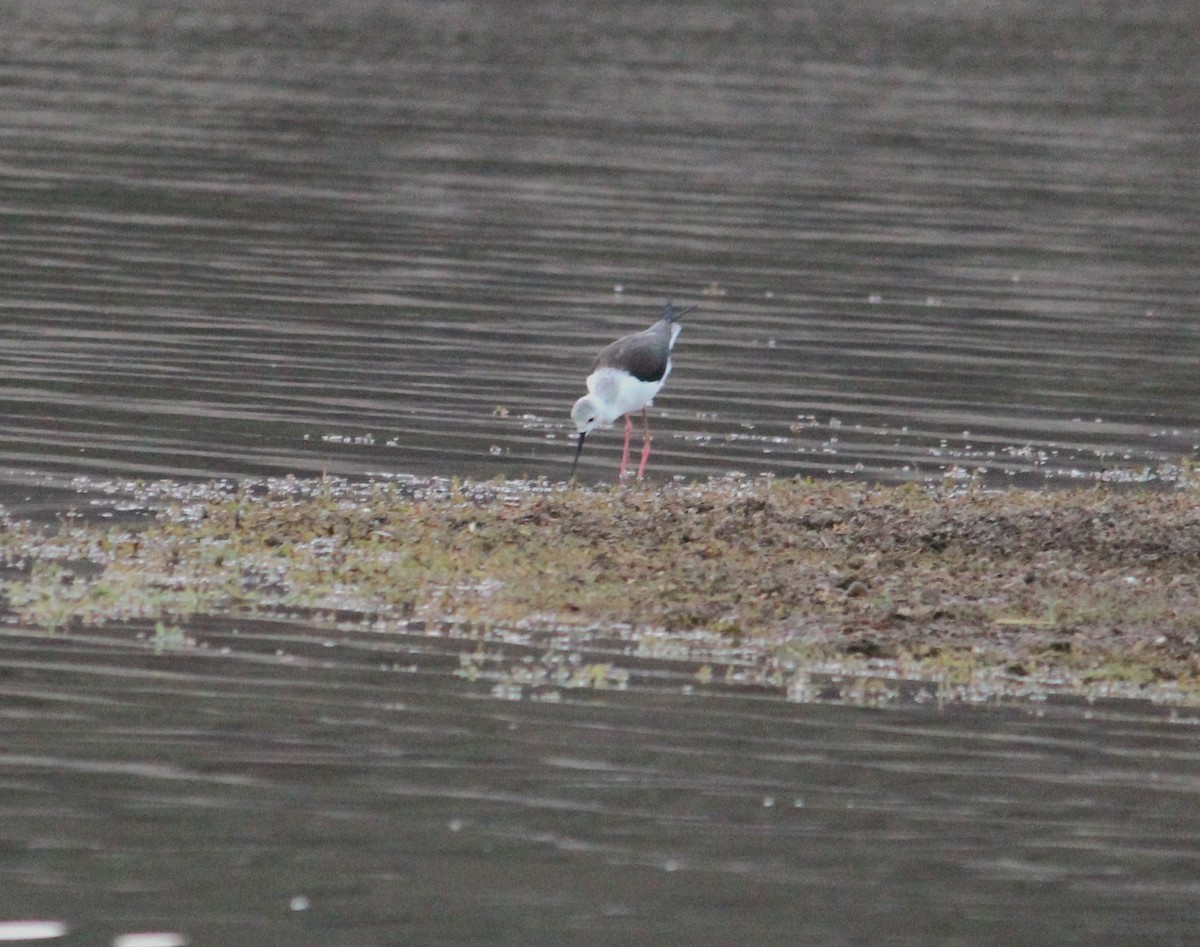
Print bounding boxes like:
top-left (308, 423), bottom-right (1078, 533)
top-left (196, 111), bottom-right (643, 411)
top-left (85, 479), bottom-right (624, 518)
top-left (586, 365), bottom-right (670, 425)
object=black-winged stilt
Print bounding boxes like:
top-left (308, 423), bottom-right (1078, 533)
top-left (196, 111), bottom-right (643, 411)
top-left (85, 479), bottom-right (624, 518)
top-left (569, 300), bottom-right (695, 480)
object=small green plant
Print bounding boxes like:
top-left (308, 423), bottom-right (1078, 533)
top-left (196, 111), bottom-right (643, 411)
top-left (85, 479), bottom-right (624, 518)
top-left (153, 621), bottom-right (187, 654)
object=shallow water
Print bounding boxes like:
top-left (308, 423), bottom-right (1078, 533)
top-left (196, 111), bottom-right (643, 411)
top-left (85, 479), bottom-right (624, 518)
top-left (2, 1), bottom-right (1200, 942)
top-left (3, 617), bottom-right (1200, 946)
top-left (1, 0), bottom-right (1198, 503)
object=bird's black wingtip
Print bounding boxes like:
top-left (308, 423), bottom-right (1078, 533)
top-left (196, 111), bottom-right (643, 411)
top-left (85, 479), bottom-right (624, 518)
top-left (661, 299), bottom-right (697, 322)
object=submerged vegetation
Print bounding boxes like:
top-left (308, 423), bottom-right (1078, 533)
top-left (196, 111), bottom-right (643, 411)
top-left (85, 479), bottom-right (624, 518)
top-left (2, 473), bottom-right (1200, 703)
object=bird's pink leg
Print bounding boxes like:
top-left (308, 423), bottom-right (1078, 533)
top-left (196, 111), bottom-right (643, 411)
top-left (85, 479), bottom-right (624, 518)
top-left (636, 408), bottom-right (653, 479)
top-left (618, 415), bottom-right (634, 480)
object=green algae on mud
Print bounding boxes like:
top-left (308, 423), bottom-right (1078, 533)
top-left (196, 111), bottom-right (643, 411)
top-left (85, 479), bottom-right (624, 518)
top-left (2, 473), bottom-right (1200, 703)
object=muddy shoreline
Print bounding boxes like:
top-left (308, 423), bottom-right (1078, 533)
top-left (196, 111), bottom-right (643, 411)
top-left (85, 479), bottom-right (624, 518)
top-left (2, 474), bottom-right (1199, 705)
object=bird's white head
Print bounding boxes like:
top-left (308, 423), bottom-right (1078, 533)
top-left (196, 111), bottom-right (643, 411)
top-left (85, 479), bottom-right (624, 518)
top-left (570, 394), bottom-right (604, 434)
top-left (568, 395), bottom-right (605, 479)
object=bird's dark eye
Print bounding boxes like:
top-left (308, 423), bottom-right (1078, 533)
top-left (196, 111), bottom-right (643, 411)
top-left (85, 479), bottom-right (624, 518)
top-left (588, 416), bottom-right (596, 424)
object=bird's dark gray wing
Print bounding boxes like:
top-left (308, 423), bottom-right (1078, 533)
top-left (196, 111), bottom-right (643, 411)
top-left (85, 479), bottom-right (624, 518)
top-left (591, 323), bottom-right (671, 383)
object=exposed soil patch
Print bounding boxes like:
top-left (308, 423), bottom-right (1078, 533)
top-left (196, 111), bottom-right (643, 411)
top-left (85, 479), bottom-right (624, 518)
top-left (3, 475), bottom-right (1199, 700)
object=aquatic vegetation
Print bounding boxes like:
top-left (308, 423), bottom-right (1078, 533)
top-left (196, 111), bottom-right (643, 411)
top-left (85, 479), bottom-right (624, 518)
top-left (1, 473), bottom-right (1199, 702)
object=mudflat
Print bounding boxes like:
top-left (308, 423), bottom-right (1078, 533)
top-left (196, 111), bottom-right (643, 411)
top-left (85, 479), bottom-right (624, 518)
top-left (3, 474), bottom-right (1198, 702)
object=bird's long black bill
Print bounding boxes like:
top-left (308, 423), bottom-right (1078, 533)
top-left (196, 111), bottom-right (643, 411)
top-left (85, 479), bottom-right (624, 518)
top-left (569, 432), bottom-right (587, 480)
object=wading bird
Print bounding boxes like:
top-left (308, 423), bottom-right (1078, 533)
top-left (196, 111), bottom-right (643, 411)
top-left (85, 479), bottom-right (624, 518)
top-left (570, 300), bottom-right (695, 480)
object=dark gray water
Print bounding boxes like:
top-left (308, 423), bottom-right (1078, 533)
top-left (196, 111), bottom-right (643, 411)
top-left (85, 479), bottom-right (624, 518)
top-left (1, 0), bottom-right (1197, 498)
top-left (3, 618), bottom-right (1200, 946)
top-left (2, 1), bottom-right (1200, 943)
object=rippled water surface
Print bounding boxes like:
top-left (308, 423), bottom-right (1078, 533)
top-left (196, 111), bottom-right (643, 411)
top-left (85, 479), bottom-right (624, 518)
top-left (2, 1), bottom-right (1199, 942)
top-left (4, 618), bottom-right (1200, 946)
top-left (1, 0), bottom-right (1197, 499)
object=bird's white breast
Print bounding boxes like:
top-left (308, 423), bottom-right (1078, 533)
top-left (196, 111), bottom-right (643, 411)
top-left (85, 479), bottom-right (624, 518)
top-left (585, 363), bottom-right (670, 425)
